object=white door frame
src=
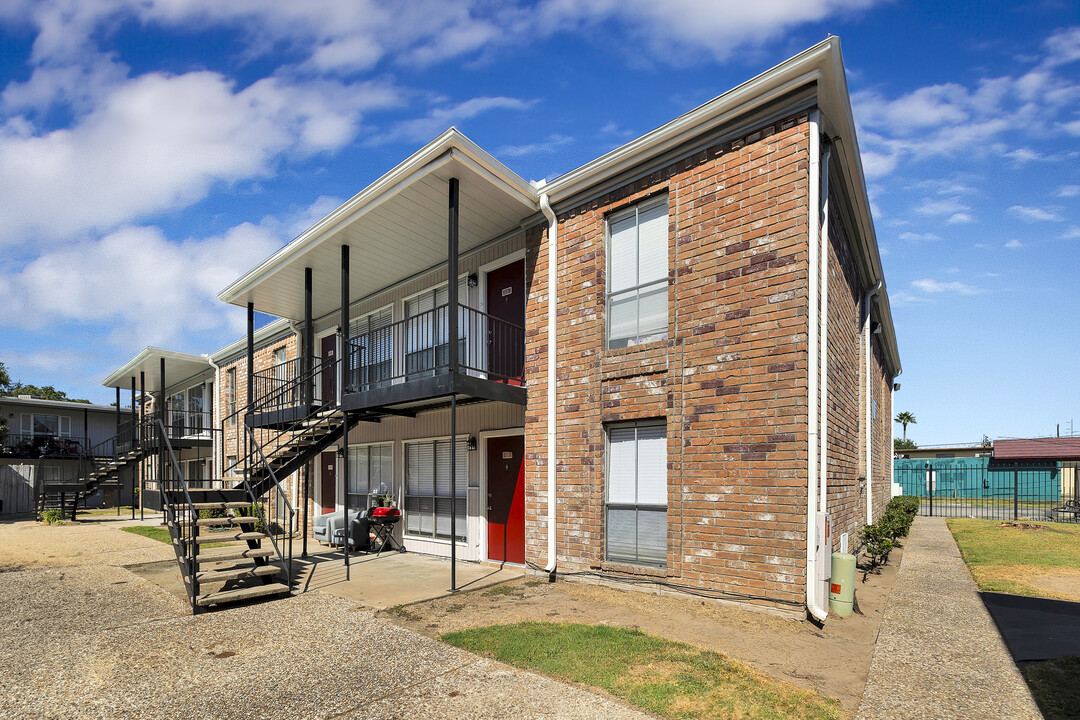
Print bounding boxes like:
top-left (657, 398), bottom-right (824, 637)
top-left (478, 427), bottom-right (526, 565)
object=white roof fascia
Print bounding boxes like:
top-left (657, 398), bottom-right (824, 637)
top-left (209, 317), bottom-right (292, 364)
top-left (1, 395), bottom-right (117, 413)
top-left (217, 128), bottom-right (537, 308)
top-left (101, 347), bottom-right (212, 389)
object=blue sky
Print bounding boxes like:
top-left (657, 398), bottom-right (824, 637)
top-left (0, 1), bottom-right (1077, 445)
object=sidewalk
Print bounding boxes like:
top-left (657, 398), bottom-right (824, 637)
top-left (858, 517), bottom-right (1042, 720)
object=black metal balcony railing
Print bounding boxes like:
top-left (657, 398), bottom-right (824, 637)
top-left (346, 302), bottom-right (524, 392)
top-left (1, 432), bottom-right (88, 459)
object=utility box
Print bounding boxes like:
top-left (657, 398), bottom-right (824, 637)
top-left (829, 552), bottom-right (856, 617)
top-left (815, 511), bottom-right (832, 582)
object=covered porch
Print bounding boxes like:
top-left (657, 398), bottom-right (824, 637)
top-left (218, 128), bottom-right (540, 589)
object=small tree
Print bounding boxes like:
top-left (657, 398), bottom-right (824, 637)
top-left (894, 438), bottom-right (917, 450)
top-left (895, 411), bottom-right (917, 442)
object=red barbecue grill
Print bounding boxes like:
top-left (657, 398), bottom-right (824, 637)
top-left (368, 506), bottom-right (404, 556)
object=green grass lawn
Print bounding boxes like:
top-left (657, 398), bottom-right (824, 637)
top-left (947, 518), bottom-right (1080, 599)
top-left (121, 526), bottom-right (230, 548)
top-left (442, 622), bottom-right (843, 720)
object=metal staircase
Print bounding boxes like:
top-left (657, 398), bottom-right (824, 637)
top-left (158, 419), bottom-right (293, 613)
top-left (35, 419), bottom-right (146, 521)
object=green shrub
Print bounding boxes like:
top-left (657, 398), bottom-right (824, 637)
top-left (198, 507), bottom-right (227, 520)
top-left (41, 509), bottom-right (63, 525)
top-left (860, 522), bottom-right (894, 574)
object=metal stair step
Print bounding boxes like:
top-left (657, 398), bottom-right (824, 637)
top-left (196, 564), bottom-right (281, 583)
top-left (195, 547), bottom-right (276, 566)
top-left (190, 502), bottom-right (252, 510)
top-left (185, 531), bottom-right (267, 545)
top-left (195, 582), bottom-right (290, 607)
top-left (195, 515), bottom-right (258, 527)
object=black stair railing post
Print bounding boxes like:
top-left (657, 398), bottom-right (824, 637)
top-left (139, 370), bottom-right (145, 521)
top-left (114, 386), bottom-right (120, 462)
top-left (304, 266), bottom-right (314, 407)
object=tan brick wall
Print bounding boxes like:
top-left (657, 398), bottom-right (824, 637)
top-left (525, 112), bottom-right (813, 609)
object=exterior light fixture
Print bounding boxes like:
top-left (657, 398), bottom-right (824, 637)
top-left (467, 273), bottom-right (479, 288)
top-left (466, 436), bottom-right (477, 451)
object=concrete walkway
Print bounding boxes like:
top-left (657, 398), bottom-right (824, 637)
top-left (858, 517), bottom-right (1042, 720)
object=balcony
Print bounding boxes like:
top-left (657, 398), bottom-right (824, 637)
top-left (246, 302), bottom-right (524, 428)
top-left (342, 302), bottom-right (525, 414)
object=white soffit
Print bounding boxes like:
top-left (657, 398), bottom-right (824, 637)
top-left (102, 348), bottom-right (212, 394)
top-left (219, 130), bottom-right (539, 321)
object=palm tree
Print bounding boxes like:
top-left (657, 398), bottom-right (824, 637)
top-left (895, 411), bottom-right (916, 441)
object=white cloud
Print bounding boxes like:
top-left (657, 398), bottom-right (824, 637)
top-left (496, 133), bottom-right (573, 158)
top-left (947, 212), bottom-right (974, 224)
top-left (1056, 185), bottom-right (1080, 198)
top-left (0, 71), bottom-right (400, 244)
top-left (1062, 225), bottom-right (1080, 240)
top-left (1004, 239), bottom-right (1023, 249)
top-left (911, 278), bottom-right (982, 295)
top-left (915, 197), bottom-right (971, 216)
top-left (369, 96), bottom-right (536, 144)
top-left (534, 0), bottom-right (881, 63)
top-left (1008, 205), bottom-right (1062, 222)
top-left (852, 26), bottom-right (1080, 176)
top-left (898, 231), bottom-right (941, 242)
top-left (0, 221), bottom-right (282, 347)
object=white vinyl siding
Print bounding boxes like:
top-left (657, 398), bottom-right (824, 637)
top-left (606, 421), bottom-right (667, 567)
top-left (404, 437), bottom-right (468, 541)
top-left (348, 443), bottom-right (393, 512)
top-left (607, 196), bottom-right (669, 348)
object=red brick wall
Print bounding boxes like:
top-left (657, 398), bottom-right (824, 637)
top-left (525, 112), bottom-right (813, 609)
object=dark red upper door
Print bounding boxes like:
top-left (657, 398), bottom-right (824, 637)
top-left (320, 450), bottom-right (337, 515)
top-left (486, 259), bottom-right (525, 384)
top-left (487, 434), bottom-right (525, 564)
top-left (321, 334), bottom-right (337, 402)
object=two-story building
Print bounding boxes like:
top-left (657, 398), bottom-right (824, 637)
top-left (208, 37), bottom-right (900, 619)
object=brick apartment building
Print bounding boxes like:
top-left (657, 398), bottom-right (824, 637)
top-left (99, 37), bottom-right (899, 619)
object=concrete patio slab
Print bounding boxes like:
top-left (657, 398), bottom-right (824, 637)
top-left (294, 545), bottom-right (525, 608)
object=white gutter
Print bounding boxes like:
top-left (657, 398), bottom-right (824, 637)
top-left (862, 279), bottom-right (883, 523)
top-left (203, 353), bottom-right (222, 480)
top-left (539, 191), bottom-right (558, 577)
top-left (819, 140), bottom-right (831, 514)
top-left (806, 111), bottom-right (828, 622)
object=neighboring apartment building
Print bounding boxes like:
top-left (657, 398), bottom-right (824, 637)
top-left (208, 38), bottom-right (901, 619)
top-left (0, 395), bottom-right (125, 514)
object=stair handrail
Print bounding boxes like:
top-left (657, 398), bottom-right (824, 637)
top-left (243, 423), bottom-right (294, 585)
top-left (221, 355), bottom-right (337, 481)
top-left (155, 418), bottom-right (201, 612)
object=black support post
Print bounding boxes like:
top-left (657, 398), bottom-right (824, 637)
top-left (247, 302), bottom-right (254, 487)
top-left (159, 358), bottom-right (166, 503)
top-left (1013, 463), bottom-right (1019, 521)
top-left (448, 177), bottom-right (459, 592)
top-left (130, 376), bottom-right (136, 515)
top-left (304, 267), bottom-right (314, 406)
top-left (115, 387), bottom-right (121, 454)
top-left (139, 370), bottom-right (145, 521)
top-left (302, 461), bottom-right (309, 558)
top-left (341, 244), bottom-right (350, 576)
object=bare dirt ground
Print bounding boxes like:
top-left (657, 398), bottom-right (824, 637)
top-left (380, 551), bottom-right (903, 714)
top-left (0, 512), bottom-right (172, 571)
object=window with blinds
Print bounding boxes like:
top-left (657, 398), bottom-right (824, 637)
top-left (21, 413), bottom-right (70, 437)
top-left (350, 306), bottom-right (394, 389)
top-left (607, 195), bottom-right (669, 348)
top-left (348, 443), bottom-right (393, 512)
top-left (606, 420), bottom-right (667, 567)
top-left (404, 437), bottom-right (468, 541)
top-left (405, 278), bottom-right (469, 378)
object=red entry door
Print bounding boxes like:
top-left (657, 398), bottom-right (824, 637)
top-left (321, 334), bottom-right (337, 402)
top-left (486, 259), bottom-right (525, 384)
top-left (487, 434), bottom-right (525, 564)
top-left (320, 451), bottom-right (337, 515)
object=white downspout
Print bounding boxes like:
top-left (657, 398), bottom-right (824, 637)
top-left (806, 112), bottom-right (827, 622)
top-left (539, 192), bottom-right (558, 577)
top-left (819, 140), bottom-right (831, 514)
top-left (862, 280), bottom-right (883, 523)
top-left (204, 354), bottom-right (222, 482)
